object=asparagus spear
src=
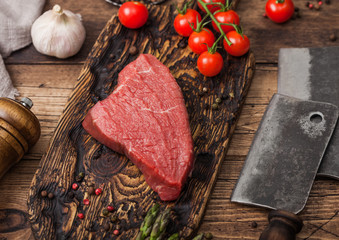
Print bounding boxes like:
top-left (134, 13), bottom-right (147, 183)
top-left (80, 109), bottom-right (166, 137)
top-left (167, 233), bottom-right (179, 240)
top-left (204, 233), bottom-right (213, 239)
top-left (136, 203), bottom-right (160, 240)
top-left (192, 233), bottom-right (204, 240)
top-left (157, 231), bottom-right (166, 240)
top-left (150, 208), bottom-right (171, 240)
top-left (136, 232), bottom-right (143, 240)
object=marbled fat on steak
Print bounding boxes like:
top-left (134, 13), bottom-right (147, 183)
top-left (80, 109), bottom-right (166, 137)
top-left (82, 54), bottom-right (194, 201)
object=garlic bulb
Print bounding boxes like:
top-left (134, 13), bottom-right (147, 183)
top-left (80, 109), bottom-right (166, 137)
top-left (31, 5), bottom-right (86, 59)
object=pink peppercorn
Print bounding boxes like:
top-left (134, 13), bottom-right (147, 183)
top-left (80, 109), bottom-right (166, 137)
top-left (318, 1), bottom-right (323, 5)
top-left (78, 213), bottom-right (85, 219)
top-left (309, 3), bottom-right (314, 9)
top-left (113, 229), bottom-right (120, 235)
top-left (95, 188), bottom-right (102, 195)
top-left (83, 199), bottom-right (90, 205)
top-left (107, 205), bottom-right (114, 212)
top-left (72, 183), bottom-right (79, 190)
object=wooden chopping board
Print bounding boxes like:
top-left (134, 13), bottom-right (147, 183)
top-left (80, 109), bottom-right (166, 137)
top-left (27, 1), bottom-right (255, 239)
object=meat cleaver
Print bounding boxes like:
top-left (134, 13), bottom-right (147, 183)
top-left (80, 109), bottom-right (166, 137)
top-left (231, 93), bottom-right (338, 239)
top-left (278, 47), bottom-right (339, 179)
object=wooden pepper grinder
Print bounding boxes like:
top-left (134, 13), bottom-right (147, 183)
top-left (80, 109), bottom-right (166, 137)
top-left (0, 97), bottom-right (40, 179)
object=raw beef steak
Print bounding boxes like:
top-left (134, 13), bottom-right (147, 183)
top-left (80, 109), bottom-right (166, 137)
top-left (82, 54), bottom-right (194, 201)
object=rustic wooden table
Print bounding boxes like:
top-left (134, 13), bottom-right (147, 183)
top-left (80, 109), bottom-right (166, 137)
top-left (1, 0), bottom-right (339, 239)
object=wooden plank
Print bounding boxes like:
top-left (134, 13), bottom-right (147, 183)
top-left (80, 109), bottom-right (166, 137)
top-left (7, 64), bottom-right (81, 89)
top-left (25, 2), bottom-right (255, 239)
top-left (237, 0), bottom-right (339, 63)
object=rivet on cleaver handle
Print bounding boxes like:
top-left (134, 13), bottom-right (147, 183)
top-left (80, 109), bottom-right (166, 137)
top-left (231, 93), bottom-right (338, 214)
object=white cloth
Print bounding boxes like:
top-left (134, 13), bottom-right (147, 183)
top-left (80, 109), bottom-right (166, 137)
top-left (0, 55), bottom-right (18, 98)
top-left (0, 0), bottom-right (45, 98)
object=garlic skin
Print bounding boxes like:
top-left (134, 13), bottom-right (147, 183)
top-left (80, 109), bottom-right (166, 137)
top-left (31, 5), bottom-right (86, 59)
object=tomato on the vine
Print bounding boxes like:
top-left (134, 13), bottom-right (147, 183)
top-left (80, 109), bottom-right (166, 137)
top-left (212, 10), bottom-right (240, 33)
top-left (265, 0), bottom-right (294, 23)
top-left (188, 28), bottom-right (215, 54)
top-left (197, 0), bottom-right (225, 13)
top-left (118, 1), bottom-right (148, 29)
top-left (223, 31), bottom-right (250, 57)
top-left (174, 9), bottom-right (202, 37)
top-left (197, 51), bottom-right (224, 77)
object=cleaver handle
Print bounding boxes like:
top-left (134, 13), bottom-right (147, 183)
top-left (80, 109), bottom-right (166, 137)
top-left (259, 210), bottom-right (303, 240)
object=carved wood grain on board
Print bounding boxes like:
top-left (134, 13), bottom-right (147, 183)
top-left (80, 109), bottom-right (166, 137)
top-left (27, 2), bottom-right (255, 239)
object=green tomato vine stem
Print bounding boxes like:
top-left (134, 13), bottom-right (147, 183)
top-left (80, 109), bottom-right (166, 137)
top-left (220, 22), bottom-right (244, 39)
top-left (204, 2), bottom-right (225, 11)
top-left (196, 0), bottom-right (232, 46)
top-left (205, 0), bottom-right (230, 11)
top-left (191, 13), bottom-right (210, 32)
top-left (208, 34), bottom-right (223, 54)
top-left (177, 0), bottom-right (192, 15)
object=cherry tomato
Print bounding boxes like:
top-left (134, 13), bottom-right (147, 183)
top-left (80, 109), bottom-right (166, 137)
top-left (118, 1), bottom-right (148, 29)
top-left (212, 10), bottom-right (240, 33)
top-left (197, 51), bottom-right (224, 77)
top-left (197, 0), bottom-right (225, 13)
top-left (188, 28), bottom-right (215, 54)
top-left (265, 0), bottom-right (294, 23)
top-left (223, 31), bottom-right (250, 57)
top-left (174, 9), bottom-right (202, 37)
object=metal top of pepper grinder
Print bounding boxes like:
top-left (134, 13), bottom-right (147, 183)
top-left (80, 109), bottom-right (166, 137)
top-left (20, 97), bottom-right (33, 109)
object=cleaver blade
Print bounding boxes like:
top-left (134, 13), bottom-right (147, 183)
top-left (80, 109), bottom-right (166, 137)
top-left (231, 93), bottom-right (338, 214)
top-left (278, 47), bottom-right (339, 179)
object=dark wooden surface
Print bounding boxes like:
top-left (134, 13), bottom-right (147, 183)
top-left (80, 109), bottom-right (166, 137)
top-left (1, 0), bottom-right (339, 239)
